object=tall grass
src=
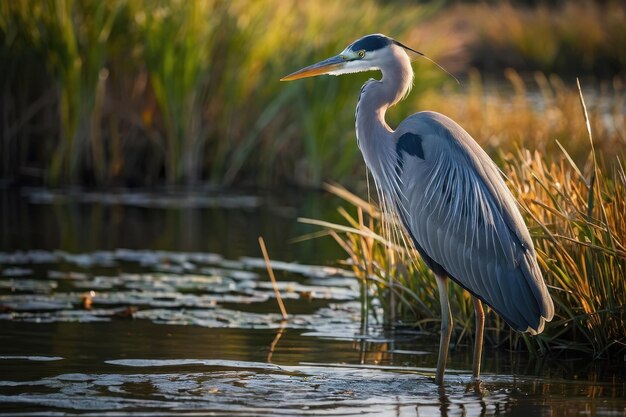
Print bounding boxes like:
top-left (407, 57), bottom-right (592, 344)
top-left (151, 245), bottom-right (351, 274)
top-left (0, 0), bottom-right (442, 186)
top-left (0, 1), bottom-right (122, 183)
top-left (306, 94), bottom-right (625, 356)
top-left (130, 1), bottom-right (217, 184)
top-left (1, 0), bottom-right (623, 186)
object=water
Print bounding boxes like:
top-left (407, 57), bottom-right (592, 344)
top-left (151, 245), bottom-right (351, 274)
top-left (1, 187), bottom-right (625, 416)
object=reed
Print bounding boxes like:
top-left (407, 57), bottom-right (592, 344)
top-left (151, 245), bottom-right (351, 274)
top-left (0, 0), bottom-right (444, 185)
top-left (2, 0), bottom-right (622, 186)
top-left (0, 1), bottom-right (123, 183)
top-left (129, 0), bottom-right (218, 184)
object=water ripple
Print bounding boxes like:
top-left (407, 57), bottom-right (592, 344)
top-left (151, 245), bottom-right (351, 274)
top-left (0, 362), bottom-right (515, 416)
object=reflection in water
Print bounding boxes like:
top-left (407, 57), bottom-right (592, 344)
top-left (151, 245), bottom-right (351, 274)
top-left (0, 358), bottom-right (513, 416)
top-left (435, 385), bottom-right (449, 417)
top-left (267, 320), bottom-right (287, 363)
top-left (0, 187), bottom-right (344, 263)
top-left (1, 286), bottom-right (625, 416)
top-left (3, 351), bottom-right (623, 416)
top-left (1, 187), bottom-right (625, 416)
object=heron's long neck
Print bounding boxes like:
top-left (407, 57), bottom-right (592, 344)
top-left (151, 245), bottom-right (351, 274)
top-left (356, 57), bottom-right (413, 183)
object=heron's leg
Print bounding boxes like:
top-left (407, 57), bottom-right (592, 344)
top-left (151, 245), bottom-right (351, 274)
top-left (472, 297), bottom-right (485, 380)
top-left (435, 275), bottom-right (453, 385)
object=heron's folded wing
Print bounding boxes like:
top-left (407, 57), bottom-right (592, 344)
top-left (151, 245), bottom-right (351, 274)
top-left (395, 112), bottom-right (553, 332)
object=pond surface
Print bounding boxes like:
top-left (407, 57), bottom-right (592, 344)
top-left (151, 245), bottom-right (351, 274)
top-left (1, 186), bottom-right (625, 416)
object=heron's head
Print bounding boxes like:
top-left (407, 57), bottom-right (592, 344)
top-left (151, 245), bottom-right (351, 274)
top-left (281, 34), bottom-right (422, 81)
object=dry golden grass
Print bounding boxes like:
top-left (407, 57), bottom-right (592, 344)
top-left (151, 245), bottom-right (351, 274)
top-left (416, 71), bottom-right (625, 164)
top-left (504, 147), bottom-right (625, 355)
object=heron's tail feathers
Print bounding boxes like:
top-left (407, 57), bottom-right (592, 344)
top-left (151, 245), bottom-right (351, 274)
top-left (523, 252), bottom-right (554, 335)
top-left (507, 252), bottom-right (554, 335)
top-left (525, 316), bottom-right (549, 335)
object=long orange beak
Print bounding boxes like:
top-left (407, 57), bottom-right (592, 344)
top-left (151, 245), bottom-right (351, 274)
top-left (280, 55), bottom-right (346, 81)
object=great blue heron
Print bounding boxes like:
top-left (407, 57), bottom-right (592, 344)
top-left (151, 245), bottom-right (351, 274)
top-left (281, 34), bottom-right (554, 384)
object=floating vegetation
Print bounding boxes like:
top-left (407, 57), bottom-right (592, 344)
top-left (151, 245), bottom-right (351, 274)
top-left (1, 243), bottom-right (625, 415)
top-left (0, 249), bottom-right (223, 268)
top-left (22, 188), bottom-right (262, 209)
top-left (0, 356), bottom-right (63, 361)
top-left (0, 249), bottom-right (360, 332)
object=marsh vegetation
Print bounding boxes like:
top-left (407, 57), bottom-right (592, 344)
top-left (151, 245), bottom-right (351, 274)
top-left (1, 0), bottom-right (624, 185)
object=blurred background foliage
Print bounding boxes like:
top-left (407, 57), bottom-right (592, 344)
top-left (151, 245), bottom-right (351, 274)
top-left (0, 0), bottom-right (624, 187)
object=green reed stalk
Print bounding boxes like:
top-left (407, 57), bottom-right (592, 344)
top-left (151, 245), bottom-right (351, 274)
top-left (131, 0), bottom-right (217, 184)
top-left (15, 1), bottom-right (121, 183)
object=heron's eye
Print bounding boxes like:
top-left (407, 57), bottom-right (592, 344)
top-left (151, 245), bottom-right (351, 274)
top-left (358, 50), bottom-right (365, 58)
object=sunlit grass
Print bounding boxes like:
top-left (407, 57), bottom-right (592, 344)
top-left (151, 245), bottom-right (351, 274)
top-left (0, 0), bottom-right (441, 185)
top-left (130, 0), bottom-right (217, 184)
top-left (2, 0), bottom-right (622, 186)
top-left (420, 70), bottom-right (625, 166)
top-left (0, 1), bottom-right (122, 183)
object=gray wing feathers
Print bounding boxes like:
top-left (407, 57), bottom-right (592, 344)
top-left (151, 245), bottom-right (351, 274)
top-left (396, 112), bottom-right (554, 333)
